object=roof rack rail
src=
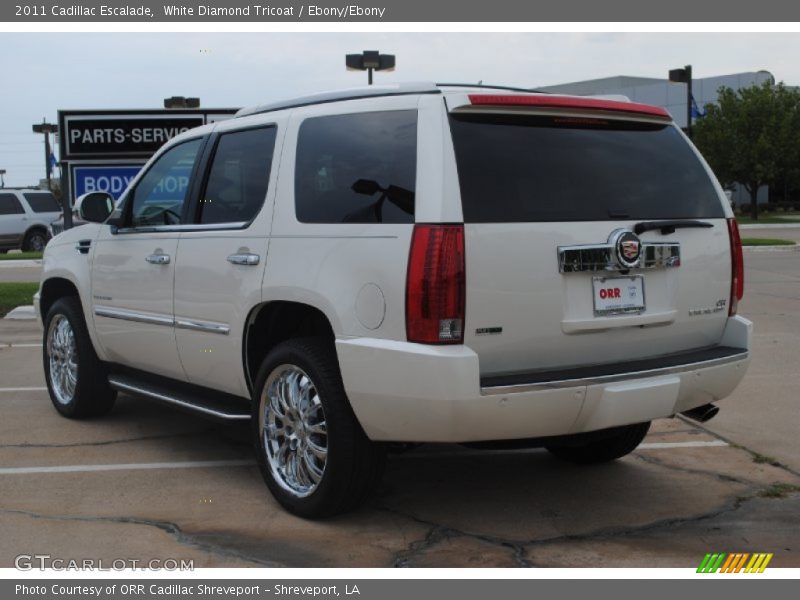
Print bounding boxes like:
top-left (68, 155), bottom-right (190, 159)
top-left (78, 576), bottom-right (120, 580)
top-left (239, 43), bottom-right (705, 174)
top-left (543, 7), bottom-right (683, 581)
top-left (436, 83), bottom-right (549, 94)
top-left (236, 83), bottom-right (441, 118)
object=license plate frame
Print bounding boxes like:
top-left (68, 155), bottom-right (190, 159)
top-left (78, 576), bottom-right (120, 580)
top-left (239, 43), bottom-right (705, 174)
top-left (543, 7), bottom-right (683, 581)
top-left (592, 275), bottom-right (646, 316)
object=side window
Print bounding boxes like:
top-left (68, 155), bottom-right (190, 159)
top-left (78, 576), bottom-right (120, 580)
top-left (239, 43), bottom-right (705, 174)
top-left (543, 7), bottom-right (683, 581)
top-left (295, 110), bottom-right (417, 224)
top-left (0, 193), bottom-right (25, 215)
top-left (129, 138), bottom-right (202, 228)
top-left (23, 192), bottom-right (60, 213)
top-left (198, 126), bottom-right (277, 225)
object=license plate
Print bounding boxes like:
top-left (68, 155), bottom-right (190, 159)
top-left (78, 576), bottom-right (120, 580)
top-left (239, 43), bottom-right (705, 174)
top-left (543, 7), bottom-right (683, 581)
top-left (592, 276), bottom-right (645, 316)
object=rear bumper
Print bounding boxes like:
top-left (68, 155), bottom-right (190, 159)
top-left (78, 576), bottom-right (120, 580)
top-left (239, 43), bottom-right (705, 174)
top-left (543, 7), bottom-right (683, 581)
top-left (337, 315), bottom-right (752, 442)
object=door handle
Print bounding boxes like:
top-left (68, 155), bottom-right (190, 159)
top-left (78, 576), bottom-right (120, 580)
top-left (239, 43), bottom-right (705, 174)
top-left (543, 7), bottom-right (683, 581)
top-left (145, 253), bottom-right (171, 265)
top-left (227, 253), bottom-right (260, 266)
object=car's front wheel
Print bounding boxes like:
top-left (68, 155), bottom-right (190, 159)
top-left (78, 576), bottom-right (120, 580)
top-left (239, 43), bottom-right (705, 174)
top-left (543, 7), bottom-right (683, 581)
top-left (252, 337), bottom-right (385, 518)
top-left (545, 421), bottom-right (651, 464)
top-left (43, 297), bottom-right (116, 418)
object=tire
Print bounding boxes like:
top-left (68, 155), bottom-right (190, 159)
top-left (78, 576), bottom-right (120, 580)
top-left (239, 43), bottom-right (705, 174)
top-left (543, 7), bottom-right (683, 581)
top-left (23, 229), bottom-right (48, 252)
top-left (546, 422), bottom-right (651, 464)
top-left (43, 296), bottom-right (116, 419)
top-left (252, 337), bottom-right (385, 518)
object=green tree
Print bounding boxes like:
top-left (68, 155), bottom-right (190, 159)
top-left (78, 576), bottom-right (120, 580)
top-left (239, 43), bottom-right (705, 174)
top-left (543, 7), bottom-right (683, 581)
top-left (693, 81), bottom-right (800, 219)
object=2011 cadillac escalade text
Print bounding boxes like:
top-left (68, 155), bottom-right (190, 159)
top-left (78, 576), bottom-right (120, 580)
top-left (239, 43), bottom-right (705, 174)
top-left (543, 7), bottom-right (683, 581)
top-left (15, 5), bottom-right (154, 17)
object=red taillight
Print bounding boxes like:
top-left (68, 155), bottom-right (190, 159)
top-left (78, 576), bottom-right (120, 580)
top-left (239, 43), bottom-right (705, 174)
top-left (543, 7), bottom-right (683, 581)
top-left (467, 94), bottom-right (672, 120)
top-left (406, 224), bottom-right (465, 344)
top-left (727, 217), bottom-right (744, 315)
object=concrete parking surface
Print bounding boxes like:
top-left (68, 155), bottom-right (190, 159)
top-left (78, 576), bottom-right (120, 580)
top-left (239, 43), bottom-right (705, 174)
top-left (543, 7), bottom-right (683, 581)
top-left (0, 251), bottom-right (798, 568)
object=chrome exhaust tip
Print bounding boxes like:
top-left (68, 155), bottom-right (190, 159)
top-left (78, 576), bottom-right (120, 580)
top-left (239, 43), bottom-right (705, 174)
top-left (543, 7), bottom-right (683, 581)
top-left (681, 403), bottom-right (720, 423)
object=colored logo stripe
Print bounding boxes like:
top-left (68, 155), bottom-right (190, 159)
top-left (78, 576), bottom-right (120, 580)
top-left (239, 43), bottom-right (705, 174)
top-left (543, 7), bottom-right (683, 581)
top-left (698, 552), bottom-right (773, 573)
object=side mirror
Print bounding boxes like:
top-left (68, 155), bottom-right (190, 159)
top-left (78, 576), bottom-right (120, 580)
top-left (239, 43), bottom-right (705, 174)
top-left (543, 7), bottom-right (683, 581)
top-left (76, 192), bottom-right (114, 223)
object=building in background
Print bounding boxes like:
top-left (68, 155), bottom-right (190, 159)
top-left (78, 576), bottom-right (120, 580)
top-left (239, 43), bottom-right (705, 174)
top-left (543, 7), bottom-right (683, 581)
top-left (536, 71), bottom-right (776, 205)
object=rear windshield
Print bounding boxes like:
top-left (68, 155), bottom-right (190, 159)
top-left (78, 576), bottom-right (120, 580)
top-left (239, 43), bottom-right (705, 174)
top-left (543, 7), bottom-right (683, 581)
top-left (449, 113), bottom-right (724, 223)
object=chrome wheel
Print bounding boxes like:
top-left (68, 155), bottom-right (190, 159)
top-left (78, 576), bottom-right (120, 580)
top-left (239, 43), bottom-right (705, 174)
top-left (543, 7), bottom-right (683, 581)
top-left (261, 364), bottom-right (328, 498)
top-left (29, 233), bottom-right (47, 252)
top-left (47, 315), bottom-right (77, 405)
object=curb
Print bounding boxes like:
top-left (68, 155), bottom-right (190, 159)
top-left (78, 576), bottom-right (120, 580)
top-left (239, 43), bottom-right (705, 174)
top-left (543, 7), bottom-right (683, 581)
top-left (3, 305), bottom-right (36, 320)
top-left (742, 245), bottom-right (799, 252)
top-left (739, 223), bottom-right (800, 230)
top-left (0, 260), bottom-right (42, 268)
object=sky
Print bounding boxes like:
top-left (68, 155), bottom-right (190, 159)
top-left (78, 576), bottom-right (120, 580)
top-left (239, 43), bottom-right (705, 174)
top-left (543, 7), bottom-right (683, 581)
top-left (2, 32), bottom-right (800, 187)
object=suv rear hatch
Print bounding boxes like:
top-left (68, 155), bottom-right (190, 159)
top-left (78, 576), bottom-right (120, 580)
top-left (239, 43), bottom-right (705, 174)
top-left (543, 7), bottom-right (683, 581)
top-left (446, 93), bottom-right (734, 379)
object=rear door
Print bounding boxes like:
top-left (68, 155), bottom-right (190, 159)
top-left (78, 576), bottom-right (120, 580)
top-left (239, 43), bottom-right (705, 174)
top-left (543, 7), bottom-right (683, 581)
top-left (174, 120), bottom-right (281, 397)
top-left (0, 192), bottom-right (25, 248)
top-left (445, 94), bottom-right (732, 378)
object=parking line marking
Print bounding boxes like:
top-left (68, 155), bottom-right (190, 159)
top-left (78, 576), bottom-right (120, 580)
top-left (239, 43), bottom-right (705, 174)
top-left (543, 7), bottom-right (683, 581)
top-left (0, 460), bottom-right (255, 475)
top-left (0, 387), bottom-right (47, 392)
top-left (2, 343), bottom-right (42, 348)
top-left (639, 440), bottom-right (728, 449)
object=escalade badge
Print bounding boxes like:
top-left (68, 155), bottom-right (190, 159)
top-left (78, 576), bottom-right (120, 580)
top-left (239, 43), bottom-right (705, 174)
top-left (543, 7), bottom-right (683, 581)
top-left (610, 229), bottom-right (642, 269)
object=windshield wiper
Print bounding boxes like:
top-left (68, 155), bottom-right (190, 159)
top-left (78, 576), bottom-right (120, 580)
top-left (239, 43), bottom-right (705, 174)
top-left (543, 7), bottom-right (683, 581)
top-left (633, 220), bottom-right (714, 235)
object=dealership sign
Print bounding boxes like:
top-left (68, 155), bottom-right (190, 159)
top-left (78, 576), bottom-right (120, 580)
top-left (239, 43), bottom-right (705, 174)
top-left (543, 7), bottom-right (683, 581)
top-left (64, 115), bottom-right (204, 158)
top-left (71, 165), bottom-right (143, 200)
top-left (59, 108), bottom-right (237, 202)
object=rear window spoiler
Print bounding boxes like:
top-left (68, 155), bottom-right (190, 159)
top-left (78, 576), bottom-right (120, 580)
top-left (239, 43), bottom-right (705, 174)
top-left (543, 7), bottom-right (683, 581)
top-left (448, 93), bottom-right (672, 120)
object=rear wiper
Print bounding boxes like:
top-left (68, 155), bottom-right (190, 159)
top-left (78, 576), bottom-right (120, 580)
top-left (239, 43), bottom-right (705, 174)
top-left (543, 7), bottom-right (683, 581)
top-left (633, 220), bottom-right (714, 235)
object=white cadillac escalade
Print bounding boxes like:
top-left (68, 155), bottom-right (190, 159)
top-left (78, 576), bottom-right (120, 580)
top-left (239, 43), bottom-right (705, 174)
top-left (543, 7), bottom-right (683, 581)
top-left (35, 83), bottom-right (751, 517)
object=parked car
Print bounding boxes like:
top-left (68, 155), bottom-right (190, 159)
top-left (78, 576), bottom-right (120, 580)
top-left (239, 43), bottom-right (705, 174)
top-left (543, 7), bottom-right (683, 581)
top-left (0, 188), bottom-right (60, 252)
top-left (49, 209), bottom-right (89, 237)
top-left (35, 83), bottom-right (751, 517)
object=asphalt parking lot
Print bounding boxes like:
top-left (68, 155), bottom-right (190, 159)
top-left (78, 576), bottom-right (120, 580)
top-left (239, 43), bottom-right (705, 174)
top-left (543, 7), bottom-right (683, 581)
top-left (1, 248), bottom-right (798, 568)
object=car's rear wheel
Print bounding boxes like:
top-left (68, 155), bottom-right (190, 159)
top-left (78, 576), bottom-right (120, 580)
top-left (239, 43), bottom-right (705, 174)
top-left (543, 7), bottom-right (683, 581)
top-left (23, 229), bottom-right (48, 252)
top-left (545, 421), bottom-right (651, 464)
top-left (252, 337), bottom-right (385, 518)
top-left (43, 297), bottom-right (116, 418)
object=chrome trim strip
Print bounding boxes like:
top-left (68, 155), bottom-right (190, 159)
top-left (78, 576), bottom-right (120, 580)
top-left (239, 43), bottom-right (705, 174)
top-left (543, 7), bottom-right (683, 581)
top-left (94, 306), bottom-right (173, 327)
top-left (558, 241), bottom-right (680, 273)
top-left (175, 318), bottom-right (230, 335)
top-left (108, 377), bottom-right (249, 421)
top-left (480, 351), bottom-right (749, 396)
top-left (116, 222), bottom-right (248, 234)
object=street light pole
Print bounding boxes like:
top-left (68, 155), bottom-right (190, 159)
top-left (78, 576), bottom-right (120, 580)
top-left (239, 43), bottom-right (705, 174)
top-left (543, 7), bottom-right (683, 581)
top-left (668, 65), bottom-right (693, 138)
top-left (32, 119), bottom-right (58, 191)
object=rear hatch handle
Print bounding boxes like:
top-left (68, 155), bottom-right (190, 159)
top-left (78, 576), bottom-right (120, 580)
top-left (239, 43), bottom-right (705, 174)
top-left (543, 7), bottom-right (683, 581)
top-left (633, 220), bottom-right (714, 235)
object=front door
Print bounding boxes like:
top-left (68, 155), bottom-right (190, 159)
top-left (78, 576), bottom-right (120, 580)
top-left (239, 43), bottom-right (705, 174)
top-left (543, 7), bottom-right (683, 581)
top-left (91, 137), bottom-right (205, 379)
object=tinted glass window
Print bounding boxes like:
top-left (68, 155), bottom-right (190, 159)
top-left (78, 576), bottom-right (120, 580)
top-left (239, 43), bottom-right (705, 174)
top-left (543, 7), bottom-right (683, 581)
top-left (0, 193), bottom-right (24, 215)
top-left (295, 110), bottom-right (416, 224)
top-left (129, 138), bottom-right (202, 227)
top-left (24, 192), bottom-right (60, 213)
top-left (199, 127), bottom-right (277, 224)
top-left (449, 114), bottom-right (724, 222)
